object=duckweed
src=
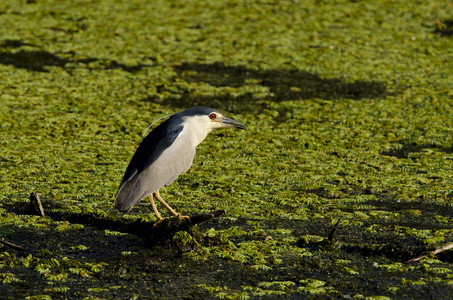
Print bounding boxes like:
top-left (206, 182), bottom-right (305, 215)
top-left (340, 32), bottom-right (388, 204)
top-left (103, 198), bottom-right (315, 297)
top-left (1, 0), bottom-right (453, 298)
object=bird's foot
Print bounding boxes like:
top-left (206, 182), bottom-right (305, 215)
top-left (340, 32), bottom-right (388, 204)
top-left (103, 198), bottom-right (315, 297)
top-left (177, 215), bottom-right (191, 221)
top-left (153, 217), bottom-right (164, 226)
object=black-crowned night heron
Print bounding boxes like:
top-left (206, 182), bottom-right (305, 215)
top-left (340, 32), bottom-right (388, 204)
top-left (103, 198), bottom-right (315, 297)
top-left (114, 106), bottom-right (247, 221)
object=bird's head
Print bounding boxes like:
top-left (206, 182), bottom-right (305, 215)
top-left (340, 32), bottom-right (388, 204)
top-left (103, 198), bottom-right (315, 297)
top-left (179, 106), bottom-right (247, 132)
top-left (207, 111), bottom-right (248, 130)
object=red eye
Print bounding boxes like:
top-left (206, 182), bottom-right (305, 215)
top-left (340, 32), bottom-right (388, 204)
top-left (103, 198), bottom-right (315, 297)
top-left (209, 113), bottom-right (216, 120)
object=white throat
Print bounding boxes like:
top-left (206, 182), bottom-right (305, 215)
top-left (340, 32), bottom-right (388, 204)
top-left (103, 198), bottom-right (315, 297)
top-left (181, 115), bottom-right (218, 147)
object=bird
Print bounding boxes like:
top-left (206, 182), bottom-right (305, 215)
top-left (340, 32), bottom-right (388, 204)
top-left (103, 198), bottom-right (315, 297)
top-left (114, 106), bottom-right (247, 221)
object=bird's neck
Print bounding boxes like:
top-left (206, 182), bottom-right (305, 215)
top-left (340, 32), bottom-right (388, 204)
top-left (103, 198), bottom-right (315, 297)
top-left (181, 116), bottom-right (213, 147)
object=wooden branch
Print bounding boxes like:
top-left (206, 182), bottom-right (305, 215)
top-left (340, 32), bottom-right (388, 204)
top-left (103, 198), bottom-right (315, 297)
top-left (29, 192), bottom-right (45, 217)
top-left (405, 242), bottom-right (453, 263)
top-left (0, 239), bottom-right (27, 252)
top-left (328, 218), bottom-right (342, 241)
top-left (189, 209), bottom-right (226, 225)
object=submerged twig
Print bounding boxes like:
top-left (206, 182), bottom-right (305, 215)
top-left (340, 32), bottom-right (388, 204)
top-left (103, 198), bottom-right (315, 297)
top-left (0, 239), bottom-right (27, 252)
top-left (405, 242), bottom-right (453, 264)
top-left (328, 218), bottom-right (342, 241)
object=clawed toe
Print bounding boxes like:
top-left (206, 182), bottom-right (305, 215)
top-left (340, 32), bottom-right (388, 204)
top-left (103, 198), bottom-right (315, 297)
top-left (178, 215), bottom-right (191, 221)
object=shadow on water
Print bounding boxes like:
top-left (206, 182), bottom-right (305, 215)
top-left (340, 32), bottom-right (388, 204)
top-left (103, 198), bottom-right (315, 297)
top-left (433, 19), bottom-right (453, 36)
top-left (0, 39), bottom-right (150, 73)
top-left (176, 62), bottom-right (390, 101)
top-left (362, 199), bottom-right (453, 229)
top-left (3, 200), bottom-right (453, 299)
top-left (0, 39), bottom-right (395, 115)
top-left (381, 139), bottom-right (453, 159)
top-left (5, 198), bottom-right (227, 251)
top-left (143, 62), bottom-right (393, 114)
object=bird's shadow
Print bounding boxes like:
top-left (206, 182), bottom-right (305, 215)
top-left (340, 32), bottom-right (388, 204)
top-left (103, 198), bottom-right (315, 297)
top-left (143, 62), bottom-right (396, 114)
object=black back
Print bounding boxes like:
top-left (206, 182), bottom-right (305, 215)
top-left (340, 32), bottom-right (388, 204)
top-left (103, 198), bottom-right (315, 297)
top-left (118, 106), bottom-right (218, 187)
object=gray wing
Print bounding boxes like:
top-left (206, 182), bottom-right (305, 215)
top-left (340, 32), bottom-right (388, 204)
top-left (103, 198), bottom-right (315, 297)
top-left (114, 127), bottom-right (196, 212)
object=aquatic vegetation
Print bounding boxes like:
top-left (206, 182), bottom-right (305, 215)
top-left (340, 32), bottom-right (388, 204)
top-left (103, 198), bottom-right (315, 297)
top-left (0, 0), bottom-right (452, 298)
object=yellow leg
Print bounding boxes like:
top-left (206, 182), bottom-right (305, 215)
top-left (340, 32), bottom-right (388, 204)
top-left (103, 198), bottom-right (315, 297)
top-left (147, 195), bottom-right (163, 222)
top-left (154, 190), bottom-right (190, 220)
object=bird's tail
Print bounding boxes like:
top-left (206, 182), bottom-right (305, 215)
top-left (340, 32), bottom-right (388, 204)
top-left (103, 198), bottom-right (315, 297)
top-left (114, 178), bottom-right (147, 212)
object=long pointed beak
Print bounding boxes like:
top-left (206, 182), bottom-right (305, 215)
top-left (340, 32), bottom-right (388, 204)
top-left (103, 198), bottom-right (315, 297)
top-left (220, 116), bottom-right (248, 130)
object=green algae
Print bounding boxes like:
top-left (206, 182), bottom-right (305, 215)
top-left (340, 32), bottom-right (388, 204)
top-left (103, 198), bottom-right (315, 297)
top-left (1, 0), bottom-right (453, 299)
